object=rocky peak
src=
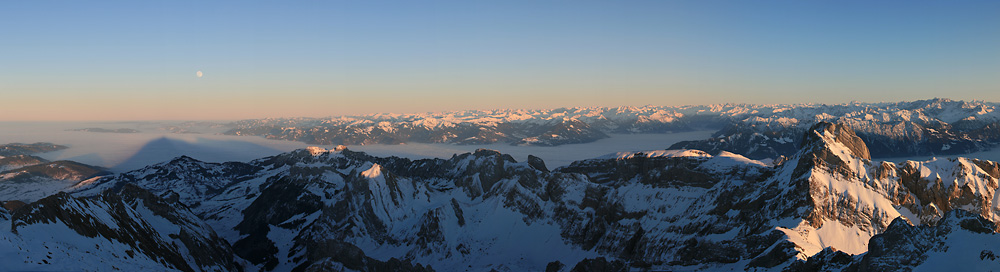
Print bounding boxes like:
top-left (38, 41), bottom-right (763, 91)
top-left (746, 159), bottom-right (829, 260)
top-left (2, 200), bottom-right (27, 213)
top-left (527, 155), bottom-right (549, 172)
top-left (156, 156), bottom-right (213, 173)
top-left (472, 148), bottom-right (503, 158)
top-left (788, 122), bottom-right (874, 185)
top-left (170, 155), bottom-right (201, 164)
top-left (801, 121), bottom-right (871, 160)
top-left (361, 163), bottom-right (383, 178)
top-left (448, 149), bottom-right (526, 198)
top-left (305, 146), bottom-right (334, 156)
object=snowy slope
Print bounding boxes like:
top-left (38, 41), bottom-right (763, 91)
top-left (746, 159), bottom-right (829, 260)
top-left (0, 160), bottom-right (109, 202)
top-left (2, 184), bottom-right (241, 271)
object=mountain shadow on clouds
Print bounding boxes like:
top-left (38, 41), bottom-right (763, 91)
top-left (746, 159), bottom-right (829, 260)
top-left (111, 137), bottom-right (286, 172)
top-left (60, 152), bottom-right (107, 168)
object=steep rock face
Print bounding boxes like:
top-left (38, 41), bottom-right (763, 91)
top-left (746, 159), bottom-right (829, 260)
top-left (232, 177), bottom-right (327, 270)
top-left (527, 155), bottom-right (549, 172)
top-left (895, 158), bottom-right (1000, 226)
top-left (5, 184), bottom-right (240, 271)
top-left (115, 184), bottom-right (244, 272)
top-left (709, 120), bottom-right (1000, 269)
top-left (770, 122), bottom-right (902, 258)
top-left (795, 122), bottom-right (888, 231)
top-left (647, 121), bottom-right (1000, 269)
top-left (802, 122), bottom-right (871, 161)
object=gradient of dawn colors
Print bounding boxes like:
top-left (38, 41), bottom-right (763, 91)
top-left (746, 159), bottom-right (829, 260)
top-left (1, 1), bottom-right (999, 121)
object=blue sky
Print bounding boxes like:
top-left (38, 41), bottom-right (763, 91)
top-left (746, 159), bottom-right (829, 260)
top-left (1, 1), bottom-right (998, 120)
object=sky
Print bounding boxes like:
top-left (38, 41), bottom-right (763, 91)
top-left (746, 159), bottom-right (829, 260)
top-left (1, 1), bottom-right (999, 121)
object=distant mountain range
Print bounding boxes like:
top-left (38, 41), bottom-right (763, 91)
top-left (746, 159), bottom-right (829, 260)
top-left (0, 142), bottom-right (68, 156)
top-left (68, 127), bottom-right (142, 133)
top-left (223, 98), bottom-right (1000, 159)
top-left (5, 122), bottom-right (1000, 270)
top-left (0, 144), bottom-right (108, 203)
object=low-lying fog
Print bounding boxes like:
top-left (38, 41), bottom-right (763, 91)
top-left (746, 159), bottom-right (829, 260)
top-left (5, 121), bottom-right (1000, 174)
top-left (0, 122), bottom-right (715, 173)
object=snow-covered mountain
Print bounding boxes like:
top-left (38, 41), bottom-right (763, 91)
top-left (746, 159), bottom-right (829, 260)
top-left (0, 159), bottom-right (109, 203)
top-left (0, 184), bottom-right (242, 271)
top-left (223, 98), bottom-right (1000, 159)
top-left (668, 98), bottom-right (1000, 159)
top-left (0, 142), bottom-right (109, 203)
top-left (0, 121), bottom-right (981, 271)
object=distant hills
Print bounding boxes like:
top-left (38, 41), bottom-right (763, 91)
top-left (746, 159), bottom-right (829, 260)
top-left (224, 98), bottom-right (1000, 158)
top-left (0, 142), bottom-right (67, 156)
top-left (0, 144), bottom-right (108, 202)
top-left (68, 127), bottom-right (141, 133)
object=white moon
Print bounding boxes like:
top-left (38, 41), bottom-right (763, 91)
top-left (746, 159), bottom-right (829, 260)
top-left (196, 71), bottom-right (203, 78)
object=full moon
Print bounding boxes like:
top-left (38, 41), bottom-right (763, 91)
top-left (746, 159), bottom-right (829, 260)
top-left (196, 71), bottom-right (203, 78)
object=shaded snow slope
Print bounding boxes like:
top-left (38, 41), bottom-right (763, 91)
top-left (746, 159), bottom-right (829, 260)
top-left (0, 160), bottom-right (109, 203)
top-left (2, 184), bottom-right (241, 271)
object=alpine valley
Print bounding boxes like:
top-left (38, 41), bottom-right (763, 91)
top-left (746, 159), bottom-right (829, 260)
top-left (5, 100), bottom-right (1000, 271)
